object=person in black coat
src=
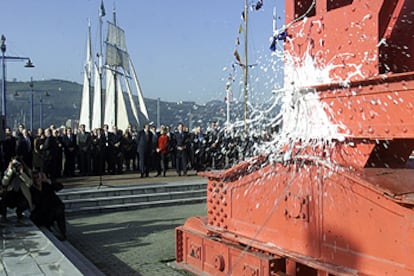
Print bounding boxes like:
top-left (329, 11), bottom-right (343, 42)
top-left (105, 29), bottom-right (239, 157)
top-left (190, 126), bottom-right (207, 172)
top-left (1, 127), bottom-right (16, 174)
top-left (42, 128), bottom-right (59, 180)
top-left (30, 170), bottom-right (66, 241)
top-left (76, 124), bottom-right (91, 176)
top-left (112, 126), bottom-right (124, 174)
top-left (62, 127), bottom-right (77, 177)
top-left (15, 131), bottom-right (29, 164)
top-left (52, 128), bottom-right (64, 178)
top-left (174, 122), bottom-right (189, 176)
top-left (21, 129), bottom-right (33, 169)
top-left (91, 128), bottom-right (105, 175)
top-left (135, 123), bottom-right (153, 178)
top-left (102, 124), bottom-right (116, 174)
top-left (150, 125), bottom-right (161, 176)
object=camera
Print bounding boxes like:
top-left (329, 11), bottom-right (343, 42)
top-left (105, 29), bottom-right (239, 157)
top-left (12, 160), bottom-right (22, 171)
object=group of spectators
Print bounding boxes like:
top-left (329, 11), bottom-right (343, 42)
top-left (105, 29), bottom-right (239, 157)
top-left (0, 120), bottom-right (265, 240)
top-left (0, 121), bottom-right (258, 181)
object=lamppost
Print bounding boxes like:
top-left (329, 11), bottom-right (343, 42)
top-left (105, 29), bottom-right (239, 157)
top-left (1, 34), bottom-right (34, 129)
top-left (39, 95), bottom-right (45, 129)
top-left (29, 77), bottom-right (34, 131)
top-left (15, 78), bottom-right (49, 131)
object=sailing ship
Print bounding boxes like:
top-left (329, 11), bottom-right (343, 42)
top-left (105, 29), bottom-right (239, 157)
top-left (79, 1), bottom-right (149, 131)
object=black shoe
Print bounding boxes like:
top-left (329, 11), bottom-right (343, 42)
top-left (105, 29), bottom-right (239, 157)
top-left (140, 174), bottom-right (144, 178)
top-left (16, 213), bottom-right (23, 221)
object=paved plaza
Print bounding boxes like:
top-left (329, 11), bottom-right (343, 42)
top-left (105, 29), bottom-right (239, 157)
top-left (66, 203), bottom-right (205, 275)
top-left (1, 171), bottom-right (207, 275)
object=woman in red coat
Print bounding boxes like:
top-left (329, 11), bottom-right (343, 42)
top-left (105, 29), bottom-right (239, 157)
top-left (157, 126), bottom-right (169, 177)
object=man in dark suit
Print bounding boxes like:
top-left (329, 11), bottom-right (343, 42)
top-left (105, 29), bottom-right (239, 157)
top-left (112, 125), bottom-right (124, 174)
top-left (102, 124), bottom-right (115, 174)
top-left (150, 125), bottom-right (161, 176)
top-left (136, 123), bottom-right (153, 178)
top-left (42, 128), bottom-right (59, 180)
top-left (15, 128), bottom-right (29, 167)
top-left (62, 127), bottom-right (77, 177)
top-left (1, 127), bottom-right (16, 173)
top-left (174, 122), bottom-right (189, 176)
top-left (76, 124), bottom-right (91, 176)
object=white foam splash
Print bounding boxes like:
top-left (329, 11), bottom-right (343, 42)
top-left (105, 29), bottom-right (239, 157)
top-left (220, 14), bottom-right (378, 171)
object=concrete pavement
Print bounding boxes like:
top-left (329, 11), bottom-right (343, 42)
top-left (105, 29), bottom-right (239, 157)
top-left (0, 214), bottom-right (84, 276)
top-left (0, 171), bottom-right (208, 275)
top-left (59, 170), bottom-right (203, 189)
top-left (66, 203), bottom-right (206, 275)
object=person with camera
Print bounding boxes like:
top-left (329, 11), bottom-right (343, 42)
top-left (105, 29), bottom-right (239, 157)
top-left (0, 158), bottom-right (33, 222)
top-left (30, 170), bottom-right (67, 241)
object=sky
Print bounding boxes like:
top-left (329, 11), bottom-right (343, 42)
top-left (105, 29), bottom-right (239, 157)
top-left (1, 0), bottom-right (285, 104)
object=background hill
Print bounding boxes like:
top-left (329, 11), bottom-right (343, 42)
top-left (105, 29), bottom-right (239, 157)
top-left (6, 79), bottom-right (243, 131)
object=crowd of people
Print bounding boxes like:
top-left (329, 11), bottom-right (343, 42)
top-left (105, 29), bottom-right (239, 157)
top-left (0, 121), bottom-right (259, 181)
top-left (0, 120), bottom-right (267, 240)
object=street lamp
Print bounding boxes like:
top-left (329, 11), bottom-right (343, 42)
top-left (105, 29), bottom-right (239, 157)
top-left (38, 93), bottom-right (51, 129)
top-left (1, 34), bottom-right (34, 129)
top-left (29, 77), bottom-right (34, 131)
top-left (15, 78), bottom-right (50, 130)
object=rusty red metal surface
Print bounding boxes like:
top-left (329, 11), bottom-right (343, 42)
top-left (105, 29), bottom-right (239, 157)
top-left (176, 1), bottom-right (414, 275)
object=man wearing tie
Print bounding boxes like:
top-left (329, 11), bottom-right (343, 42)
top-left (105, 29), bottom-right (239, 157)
top-left (174, 122), bottom-right (189, 176)
top-left (136, 123), bottom-right (153, 178)
top-left (102, 124), bottom-right (115, 174)
top-left (62, 127), bottom-right (77, 177)
top-left (22, 129), bottom-right (33, 169)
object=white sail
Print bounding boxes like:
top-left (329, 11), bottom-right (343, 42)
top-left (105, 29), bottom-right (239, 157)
top-left (80, 4), bottom-right (149, 131)
top-left (116, 76), bottom-right (129, 131)
top-left (129, 59), bottom-right (149, 120)
top-left (79, 71), bottom-right (91, 130)
top-left (105, 22), bottom-right (129, 72)
top-left (91, 63), bottom-right (101, 129)
top-left (104, 68), bottom-right (115, 127)
top-left (125, 75), bottom-right (140, 126)
top-left (79, 23), bottom-right (92, 131)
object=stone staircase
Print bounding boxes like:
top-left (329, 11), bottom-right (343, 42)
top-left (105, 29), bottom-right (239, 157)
top-left (57, 179), bottom-right (207, 215)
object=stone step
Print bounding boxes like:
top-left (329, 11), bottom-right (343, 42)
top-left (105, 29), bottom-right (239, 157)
top-left (65, 196), bottom-right (206, 214)
top-left (59, 179), bottom-right (208, 214)
top-left (64, 189), bottom-right (206, 210)
top-left (58, 181), bottom-right (207, 201)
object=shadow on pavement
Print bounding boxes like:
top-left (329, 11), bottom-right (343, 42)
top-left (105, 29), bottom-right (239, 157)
top-left (66, 203), bottom-right (205, 275)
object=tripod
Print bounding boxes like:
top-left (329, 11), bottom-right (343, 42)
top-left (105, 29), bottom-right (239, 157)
top-left (95, 159), bottom-right (105, 189)
top-left (96, 167), bottom-right (113, 189)
top-left (97, 173), bottom-right (104, 189)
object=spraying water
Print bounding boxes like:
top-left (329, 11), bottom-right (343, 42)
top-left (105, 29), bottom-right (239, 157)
top-left (217, 10), bottom-right (387, 174)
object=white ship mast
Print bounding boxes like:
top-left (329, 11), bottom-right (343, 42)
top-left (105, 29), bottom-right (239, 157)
top-left (79, 21), bottom-right (92, 131)
top-left (80, 0), bottom-right (149, 131)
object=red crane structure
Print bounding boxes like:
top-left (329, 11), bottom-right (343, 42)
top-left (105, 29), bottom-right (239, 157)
top-left (176, 1), bottom-right (414, 275)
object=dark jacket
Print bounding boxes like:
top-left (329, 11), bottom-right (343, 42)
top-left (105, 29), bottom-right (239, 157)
top-left (43, 135), bottom-right (58, 162)
top-left (136, 130), bottom-right (153, 154)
